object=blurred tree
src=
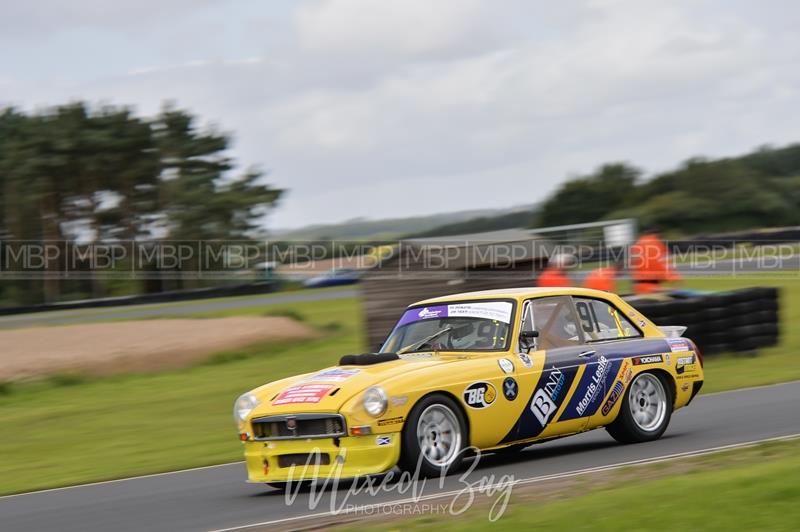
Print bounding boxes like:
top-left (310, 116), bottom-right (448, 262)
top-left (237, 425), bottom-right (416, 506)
top-left (0, 102), bottom-right (283, 304)
top-left (152, 105), bottom-right (282, 240)
top-left (536, 163), bottom-right (640, 227)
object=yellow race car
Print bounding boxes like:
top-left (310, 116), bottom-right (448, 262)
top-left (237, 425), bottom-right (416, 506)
top-left (233, 287), bottom-right (704, 483)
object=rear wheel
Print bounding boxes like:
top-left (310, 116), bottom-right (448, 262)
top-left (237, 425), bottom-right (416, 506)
top-left (398, 394), bottom-right (468, 477)
top-left (606, 372), bottom-right (672, 443)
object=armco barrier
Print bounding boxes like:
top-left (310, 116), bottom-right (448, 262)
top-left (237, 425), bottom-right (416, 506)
top-left (628, 287), bottom-right (780, 355)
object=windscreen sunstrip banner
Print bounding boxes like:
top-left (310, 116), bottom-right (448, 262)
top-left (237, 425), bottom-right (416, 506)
top-left (396, 301), bottom-right (512, 327)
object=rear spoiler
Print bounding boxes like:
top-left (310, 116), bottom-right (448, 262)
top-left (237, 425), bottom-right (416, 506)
top-left (658, 326), bottom-right (687, 338)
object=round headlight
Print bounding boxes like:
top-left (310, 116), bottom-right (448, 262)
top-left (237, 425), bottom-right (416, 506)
top-left (362, 386), bottom-right (388, 417)
top-left (233, 393), bottom-right (260, 424)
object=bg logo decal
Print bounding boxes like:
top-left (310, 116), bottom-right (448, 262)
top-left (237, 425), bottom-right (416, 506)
top-left (601, 381), bottom-right (624, 415)
top-left (463, 382), bottom-right (496, 409)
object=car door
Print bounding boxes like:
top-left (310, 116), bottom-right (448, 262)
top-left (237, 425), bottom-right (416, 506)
top-left (568, 296), bottom-right (668, 429)
top-left (500, 296), bottom-right (597, 444)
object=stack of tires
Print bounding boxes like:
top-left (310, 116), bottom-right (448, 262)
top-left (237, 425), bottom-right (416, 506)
top-left (628, 287), bottom-right (780, 355)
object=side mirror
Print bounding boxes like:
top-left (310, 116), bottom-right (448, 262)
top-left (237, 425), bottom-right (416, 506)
top-left (519, 330), bottom-right (539, 353)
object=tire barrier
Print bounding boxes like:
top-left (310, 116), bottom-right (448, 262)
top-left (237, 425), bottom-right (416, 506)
top-left (627, 287), bottom-right (780, 355)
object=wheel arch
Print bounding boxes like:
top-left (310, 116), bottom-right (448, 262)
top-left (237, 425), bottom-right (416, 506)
top-left (408, 390), bottom-right (472, 446)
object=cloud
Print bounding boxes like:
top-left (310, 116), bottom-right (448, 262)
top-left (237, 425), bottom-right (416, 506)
top-left (2, 0), bottom-right (800, 228)
top-left (294, 0), bottom-right (493, 56)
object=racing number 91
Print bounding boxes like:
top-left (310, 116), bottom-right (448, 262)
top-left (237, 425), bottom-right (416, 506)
top-left (576, 301), bottom-right (601, 333)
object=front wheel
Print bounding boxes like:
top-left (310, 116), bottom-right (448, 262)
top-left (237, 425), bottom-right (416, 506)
top-left (606, 372), bottom-right (673, 443)
top-left (398, 394), bottom-right (468, 477)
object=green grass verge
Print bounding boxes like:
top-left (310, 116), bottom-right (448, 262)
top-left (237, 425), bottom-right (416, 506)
top-left (0, 296), bottom-right (364, 495)
top-left (0, 277), bottom-right (799, 495)
top-left (348, 438), bottom-right (800, 531)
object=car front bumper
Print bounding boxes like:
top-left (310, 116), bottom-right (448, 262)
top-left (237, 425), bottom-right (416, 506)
top-left (243, 433), bottom-right (401, 482)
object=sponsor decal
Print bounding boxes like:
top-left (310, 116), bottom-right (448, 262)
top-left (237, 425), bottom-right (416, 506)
top-left (632, 355), bottom-right (663, 366)
top-left (518, 353), bottom-right (533, 368)
top-left (668, 338), bottom-right (690, 352)
top-left (639, 319), bottom-right (646, 328)
top-left (624, 367), bottom-right (633, 384)
top-left (618, 360), bottom-right (630, 379)
top-left (303, 368), bottom-right (360, 382)
top-left (376, 435), bottom-right (392, 446)
top-left (503, 377), bottom-right (518, 401)
top-left (398, 352), bottom-right (434, 359)
top-left (576, 355), bottom-right (610, 416)
top-left (501, 352), bottom-right (582, 443)
top-left (530, 366), bottom-right (567, 425)
top-left (498, 358), bottom-right (515, 374)
top-left (677, 372), bottom-right (701, 381)
top-left (390, 395), bottom-right (408, 407)
top-left (418, 307), bottom-right (444, 319)
top-left (448, 302), bottom-right (513, 323)
top-left (681, 382), bottom-right (690, 392)
top-left (601, 381), bottom-right (624, 416)
top-left (666, 354), bottom-right (671, 365)
top-left (676, 354), bottom-right (696, 375)
top-left (396, 301), bottom-right (513, 327)
top-left (463, 382), bottom-right (497, 409)
top-left (377, 416), bottom-right (404, 426)
top-left (272, 384), bottom-right (334, 406)
top-left (560, 354), bottom-right (615, 420)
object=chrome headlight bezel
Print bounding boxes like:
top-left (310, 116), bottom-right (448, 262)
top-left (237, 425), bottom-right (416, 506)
top-left (233, 392), bottom-right (260, 425)
top-left (362, 386), bottom-right (388, 417)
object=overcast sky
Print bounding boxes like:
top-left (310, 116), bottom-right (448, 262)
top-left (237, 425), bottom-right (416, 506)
top-left (2, 0), bottom-right (799, 228)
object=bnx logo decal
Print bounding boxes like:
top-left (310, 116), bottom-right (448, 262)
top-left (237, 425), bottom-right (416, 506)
top-left (559, 354), bottom-right (622, 421)
top-left (463, 382), bottom-right (496, 409)
top-left (501, 356), bottom-right (580, 443)
top-left (530, 366), bottom-right (567, 425)
top-left (601, 381), bottom-right (624, 416)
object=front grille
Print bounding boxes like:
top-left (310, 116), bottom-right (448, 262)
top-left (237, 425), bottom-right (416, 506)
top-left (251, 413), bottom-right (346, 440)
top-left (277, 452), bottom-right (331, 468)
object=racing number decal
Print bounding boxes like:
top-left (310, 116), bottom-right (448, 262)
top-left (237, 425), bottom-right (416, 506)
top-left (575, 301), bottom-right (601, 334)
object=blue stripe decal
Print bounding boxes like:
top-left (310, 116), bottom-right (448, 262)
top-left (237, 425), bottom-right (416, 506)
top-left (558, 338), bottom-right (669, 421)
top-left (500, 354), bottom-right (582, 443)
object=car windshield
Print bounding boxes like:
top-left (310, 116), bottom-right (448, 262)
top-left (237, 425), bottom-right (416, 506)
top-left (380, 300), bottom-right (514, 353)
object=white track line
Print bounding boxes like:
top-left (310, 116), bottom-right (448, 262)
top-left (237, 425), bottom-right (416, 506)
top-left (2, 379), bottom-right (798, 501)
top-left (208, 433), bottom-right (800, 532)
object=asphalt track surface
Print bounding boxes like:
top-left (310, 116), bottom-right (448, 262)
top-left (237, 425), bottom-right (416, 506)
top-left (2, 381), bottom-right (799, 532)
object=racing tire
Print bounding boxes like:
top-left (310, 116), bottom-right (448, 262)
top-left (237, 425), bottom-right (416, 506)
top-left (606, 372), bottom-right (673, 444)
top-left (398, 393), bottom-right (469, 478)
